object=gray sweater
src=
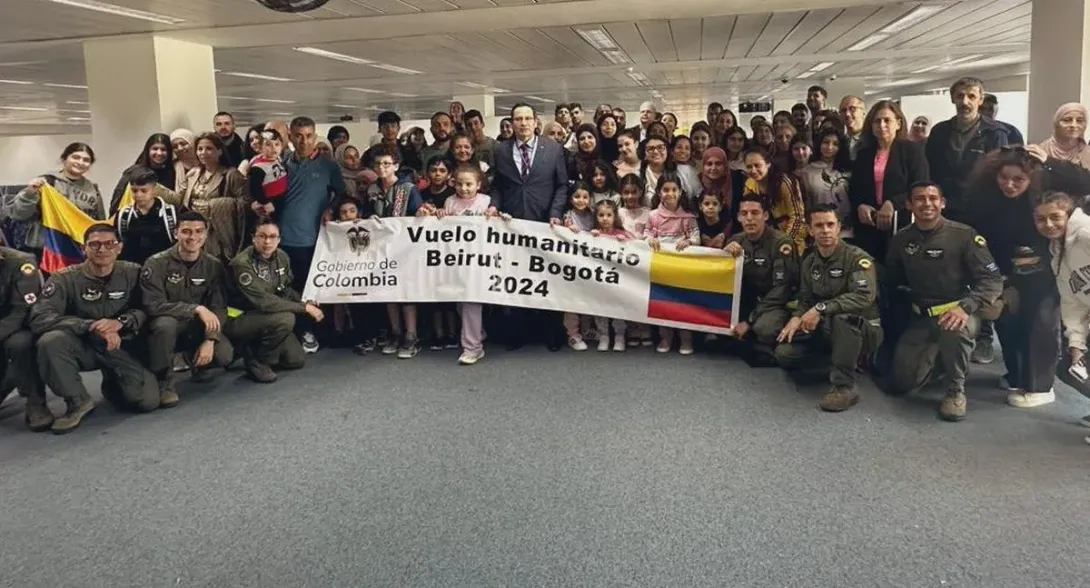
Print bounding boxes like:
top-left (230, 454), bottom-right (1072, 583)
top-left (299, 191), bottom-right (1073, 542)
top-left (9, 173), bottom-right (105, 249)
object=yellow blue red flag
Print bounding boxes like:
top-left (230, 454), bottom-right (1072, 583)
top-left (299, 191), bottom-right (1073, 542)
top-left (647, 250), bottom-right (740, 330)
top-left (39, 183), bottom-right (99, 272)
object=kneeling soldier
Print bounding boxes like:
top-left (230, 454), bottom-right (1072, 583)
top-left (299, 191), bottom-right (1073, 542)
top-left (141, 211), bottom-right (234, 407)
top-left (885, 181), bottom-right (1002, 421)
top-left (226, 220), bottom-right (324, 383)
top-left (725, 195), bottom-right (798, 360)
top-left (0, 247), bottom-right (48, 431)
top-left (775, 204), bottom-right (883, 411)
top-left (30, 224), bottom-right (158, 434)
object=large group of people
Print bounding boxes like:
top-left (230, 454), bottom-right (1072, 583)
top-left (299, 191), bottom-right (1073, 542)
top-left (1, 76), bottom-right (1090, 440)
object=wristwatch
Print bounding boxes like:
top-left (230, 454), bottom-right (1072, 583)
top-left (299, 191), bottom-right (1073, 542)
top-left (117, 314), bottom-right (132, 330)
top-left (815, 302), bottom-right (827, 314)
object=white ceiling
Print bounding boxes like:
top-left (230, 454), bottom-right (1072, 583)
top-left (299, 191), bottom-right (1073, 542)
top-left (0, 0), bottom-right (1030, 133)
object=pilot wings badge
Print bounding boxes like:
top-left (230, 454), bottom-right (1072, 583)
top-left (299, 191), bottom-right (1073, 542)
top-left (345, 225), bottom-right (371, 255)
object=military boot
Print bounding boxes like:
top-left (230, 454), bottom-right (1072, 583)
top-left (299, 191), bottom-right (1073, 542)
top-left (939, 388), bottom-right (967, 422)
top-left (819, 386), bottom-right (860, 412)
top-left (246, 360), bottom-right (277, 384)
top-left (158, 372), bottom-right (180, 408)
top-left (24, 402), bottom-right (55, 433)
top-left (51, 398), bottom-right (96, 435)
top-left (189, 366), bottom-right (214, 384)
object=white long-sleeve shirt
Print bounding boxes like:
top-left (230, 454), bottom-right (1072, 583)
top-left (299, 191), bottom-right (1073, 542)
top-left (1052, 207), bottom-right (1090, 350)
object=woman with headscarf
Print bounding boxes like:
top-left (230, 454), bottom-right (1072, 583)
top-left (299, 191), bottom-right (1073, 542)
top-left (170, 128), bottom-right (199, 192)
top-left (335, 142), bottom-right (370, 201)
top-left (1036, 103), bottom-right (1090, 171)
top-left (109, 133), bottom-right (179, 215)
top-left (597, 114), bottom-right (620, 164)
top-left (698, 147), bottom-right (745, 235)
top-left (908, 116), bottom-right (930, 142)
top-left (567, 123), bottom-right (600, 184)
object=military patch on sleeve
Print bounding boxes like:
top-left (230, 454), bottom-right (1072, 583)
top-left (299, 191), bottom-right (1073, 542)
top-left (974, 235), bottom-right (987, 246)
top-left (239, 272), bottom-right (253, 286)
top-left (19, 263), bottom-right (35, 276)
top-left (141, 266), bottom-right (153, 281)
top-left (985, 262), bottom-right (999, 273)
top-left (778, 243), bottom-right (792, 256)
top-left (42, 282), bottom-right (55, 298)
top-left (859, 258), bottom-right (873, 270)
top-left (23, 293), bottom-right (36, 304)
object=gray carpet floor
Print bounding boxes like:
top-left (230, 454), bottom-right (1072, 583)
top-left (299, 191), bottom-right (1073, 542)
top-left (1, 345), bottom-right (1089, 588)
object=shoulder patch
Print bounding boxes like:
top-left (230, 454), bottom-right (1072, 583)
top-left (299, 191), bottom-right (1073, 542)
top-left (23, 293), bottom-right (36, 304)
top-left (42, 281), bottom-right (55, 298)
top-left (974, 235), bottom-right (987, 246)
top-left (778, 243), bottom-right (793, 256)
top-left (19, 263), bottom-right (36, 276)
top-left (141, 266), bottom-right (152, 281)
top-left (239, 272), bottom-right (253, 286)
top-left (859, 258), bottom-right (873, 270)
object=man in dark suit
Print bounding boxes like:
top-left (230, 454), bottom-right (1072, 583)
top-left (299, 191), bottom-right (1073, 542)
top-left (491, 103), bottom-right (570, 350)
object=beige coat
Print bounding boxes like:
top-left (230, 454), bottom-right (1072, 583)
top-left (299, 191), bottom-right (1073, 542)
top-left (179, 166), bottom-right (249, 260)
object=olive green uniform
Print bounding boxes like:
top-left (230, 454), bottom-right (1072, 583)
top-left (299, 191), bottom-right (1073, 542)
top-left (728, 228), bottom-right (798, 345)
top-left (0, 247), bottom-right (45, 406)
top-left (225, 246), bottom-right (306, 368)
top-left (774, 242), bottom-right (883, 388)
top-left (885, 219), bottom-right (1002, 394)
top-left (30, 261), bottom-right (159, 412)
top-left (141, 246), bottom-right (234, 379)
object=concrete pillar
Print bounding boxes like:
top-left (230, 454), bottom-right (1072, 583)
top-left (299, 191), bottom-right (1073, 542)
top-left (452, 94), bottom-right (495, 118)
top-left (84, 36), bottom-right (218, 186)
top-left (1027, 0), bottom-right (1090, 142)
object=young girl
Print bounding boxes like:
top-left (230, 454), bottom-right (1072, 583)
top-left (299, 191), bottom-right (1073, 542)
top-left (742, 147), bottom-right (807, 252)
top-left (589, 199), bottom-right (632, 352)
top-left (441, 166), bottom-right (495, 364)
top-left (589, 162), bottom-right (619, 205)
top-left (562, 183), bottom-right (596, 350)
top-left (644, 173), bottom-right (699, 355)
top-left (617, 174), bottom-right (653, 347)
top-left (697, 192), bottom-right (729, 249)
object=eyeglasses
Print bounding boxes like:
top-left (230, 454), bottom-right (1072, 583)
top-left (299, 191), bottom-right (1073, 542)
top-left (85, 240), bottom-right (118, 251)
top-left (377, 161), bottom-right (397, 168)
top-left (646, 145), bottom-right (667, 153)
top-left (254, 234), bottom-right (281, 241)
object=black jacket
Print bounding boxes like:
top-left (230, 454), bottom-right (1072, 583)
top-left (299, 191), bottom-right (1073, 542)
top-left (925, 116), bottom-right (1010, 220)
top-left (848, 139), bottom-right (930, 261)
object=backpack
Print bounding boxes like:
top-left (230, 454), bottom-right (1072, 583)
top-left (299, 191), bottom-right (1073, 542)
top-left (117, 199), bottom-right (178, 244)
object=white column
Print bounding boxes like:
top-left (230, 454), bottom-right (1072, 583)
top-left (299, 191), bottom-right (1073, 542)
top-left (452, 94), bottom-right (495, 118)
top-left (1027, 0), bottom-right (1090, 142)
top-left (84, 36), bottom-right (219, 187)
top-left (823, 78), bottom-right (867, 108)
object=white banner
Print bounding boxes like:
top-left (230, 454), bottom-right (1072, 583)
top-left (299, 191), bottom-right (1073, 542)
top-left (302, 217), bottom-right (743, 334)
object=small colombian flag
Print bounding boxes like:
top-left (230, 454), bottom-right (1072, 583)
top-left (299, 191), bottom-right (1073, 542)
top-left (39, 183), bottom-right (99, 273)
top-left (647, 251), bottom-right (738, 330)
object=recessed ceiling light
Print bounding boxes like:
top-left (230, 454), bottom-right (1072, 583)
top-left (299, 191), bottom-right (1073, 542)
top-left (332, 104), bottom-right (357, 109)
top-left (796, 71), bottom-right (817, 79)
top-left (220, 71), bottom-right (294, 82)
top-left (0, 79), bottom-right (34, 85)
top-left (809, 62), bottom-right (834, 72)
top-left (47, 0), bottom-right (185, 24)
top-left (880, 5), bottom-right (944, 34)
top-left (368, 64), bottom-right (422, 75)
top-left (59, 109), bottom-right (91, 114)
top-left (601, 50), bottom-right (631, 65)
top-left (67, 100), bottom-right (89, 105)
top-left (293, 47), bottom-right (374, 65)
top-left (387, 92), bottom-right (416, 97)
top-left (67, 116), bottom-right (91, 122)
top-left (268, 112), bottom-right (294, 116)
top-left (254, 98), bottom-right (295, 104)
top-left (525, 95), bottom-right (555, 103)
top-left (0, 106), bottom-right (49, 112)
top-left (575, 27), bottom-right (619, 51)
top-left (44, 83), bottom-right (88, 89)
top-left (846, 33), bottom-right (888, 51)
top-left (347, 87), bottom-right (384, 94)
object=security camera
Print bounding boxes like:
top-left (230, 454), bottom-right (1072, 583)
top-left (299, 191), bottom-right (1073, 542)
top-left (780, 77), bottom-right (789, 85)
top-left (827, 74), bottom-right (838, 81)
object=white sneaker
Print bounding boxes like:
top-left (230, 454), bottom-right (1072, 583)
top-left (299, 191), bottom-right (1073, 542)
top-left (679, 343), bottom-right (694, 356)
top-left (656, 340), bottom-right (671, 353)
top-left (568, 336), bottom-right (588, 351)
top-left (1007, 389), bottom-right (1056, 408)
top-left (613, 335), bottom-right (626, 352)
top-left (998, 375), bottom-right (1018, 391)
top-left (597, 338), bottom-right (610, 352)
top-left (458, 348), bottom-right (484, 365)
top-left (301, 332), bottom-right (319, 354)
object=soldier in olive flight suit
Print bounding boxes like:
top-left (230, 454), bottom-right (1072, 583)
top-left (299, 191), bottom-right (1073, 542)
top-left (141, 211), bottom-right (234, 407)
top-left (775, 204), bottom-right (883, 412)
top-left (226, 220), bottom-right (324, 383)
top-left (885, 182), bottom-right (1003, 421)
top-left (0, 247), bottom-right (49, 431)
top-left (31, 224), bottom-right (159, 434)
top-left (725, 195), bottom-right (799, 359)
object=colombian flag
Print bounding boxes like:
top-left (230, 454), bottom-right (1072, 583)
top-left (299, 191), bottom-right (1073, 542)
top-left (647, 250), bottom-right (740, 331)
top-left (39, 183), bottom-right (99, 273)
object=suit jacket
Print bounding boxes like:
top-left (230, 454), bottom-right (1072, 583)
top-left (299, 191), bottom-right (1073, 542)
top-left (491, 137), bottom-right (569, 222)
top-left (849, 138), bottom-right (930, 260)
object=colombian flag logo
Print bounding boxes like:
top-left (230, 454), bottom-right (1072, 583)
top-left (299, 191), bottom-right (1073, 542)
top-left (647, 250), bottom-right (739, 330)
